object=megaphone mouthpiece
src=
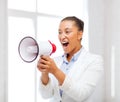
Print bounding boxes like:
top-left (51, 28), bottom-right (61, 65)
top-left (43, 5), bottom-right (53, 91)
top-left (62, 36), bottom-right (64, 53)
top-left (48, 40), bottom-right (56, 55)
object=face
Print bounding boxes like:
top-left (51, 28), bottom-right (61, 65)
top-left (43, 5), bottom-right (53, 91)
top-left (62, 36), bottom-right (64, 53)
top-left (58, 20), bottom-right (83, 55)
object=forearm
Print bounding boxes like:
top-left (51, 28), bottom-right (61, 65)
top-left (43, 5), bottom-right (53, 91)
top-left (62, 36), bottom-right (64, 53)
top-left (52, 68), bottom-right (66, 85)
top-left (41, 73), bottom-right (49, 85)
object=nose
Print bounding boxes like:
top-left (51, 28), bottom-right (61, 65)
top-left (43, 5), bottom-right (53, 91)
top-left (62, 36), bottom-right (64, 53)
top-left (59, 33), bottom-right (66, 40)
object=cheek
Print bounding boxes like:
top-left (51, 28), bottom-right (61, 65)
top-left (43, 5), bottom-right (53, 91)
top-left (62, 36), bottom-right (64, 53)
top-left (69, 36), bottom-right (79, 48)
top-left (69, 38), bottom-right (77, 48)
top-left (69, 34), bottom-right (78, 42)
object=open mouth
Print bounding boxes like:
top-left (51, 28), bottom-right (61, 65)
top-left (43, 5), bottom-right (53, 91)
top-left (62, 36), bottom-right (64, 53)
top-left (62, 42), bottom-right (69, 47)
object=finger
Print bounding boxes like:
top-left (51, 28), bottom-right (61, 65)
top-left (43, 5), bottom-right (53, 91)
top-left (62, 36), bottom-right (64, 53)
top-left (39, 58), bottom-right (51, 66)
top-left (39, 58), bottom-right (48, 65)
top-left (41, 55), bottom-right (50, 61)
top-left (39, 67), bottom-right (48, 73)
top-left (39, 66), bottom-right (49, 73)
top-left (37, 62), bottom-right (49, 69)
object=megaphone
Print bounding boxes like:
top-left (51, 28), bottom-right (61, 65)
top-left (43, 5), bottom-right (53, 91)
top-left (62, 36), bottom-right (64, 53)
top-left (18, 36), bottom-right (56, 63)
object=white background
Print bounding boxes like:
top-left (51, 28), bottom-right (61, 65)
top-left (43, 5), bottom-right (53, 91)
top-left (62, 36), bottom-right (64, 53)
top-left (0, 0), bottom-right (120, 102)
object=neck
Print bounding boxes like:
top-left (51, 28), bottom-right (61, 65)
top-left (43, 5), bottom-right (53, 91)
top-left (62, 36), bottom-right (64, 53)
top-left (67, 45), bottom-right (82, 62)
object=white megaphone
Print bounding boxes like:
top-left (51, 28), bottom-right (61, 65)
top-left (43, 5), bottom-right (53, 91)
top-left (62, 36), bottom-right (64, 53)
top-left (18, 36), bottom-right (56, 63)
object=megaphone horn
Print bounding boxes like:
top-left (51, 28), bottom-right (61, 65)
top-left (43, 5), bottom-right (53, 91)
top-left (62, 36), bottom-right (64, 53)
top-left (18, 36), bottom-right (56, 63)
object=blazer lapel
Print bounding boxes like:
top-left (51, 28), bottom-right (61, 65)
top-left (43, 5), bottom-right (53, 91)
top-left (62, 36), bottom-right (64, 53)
top-left (68, 48), bottom-right (89, 78)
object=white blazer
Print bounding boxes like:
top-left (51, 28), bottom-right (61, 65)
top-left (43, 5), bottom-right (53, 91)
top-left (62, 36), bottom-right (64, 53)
top-left (39, 48), bottom-right (104, 102)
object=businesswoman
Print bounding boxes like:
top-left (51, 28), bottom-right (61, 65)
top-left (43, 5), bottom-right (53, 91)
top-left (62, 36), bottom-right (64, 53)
top-left (37, 16), bottom-right (104, 102)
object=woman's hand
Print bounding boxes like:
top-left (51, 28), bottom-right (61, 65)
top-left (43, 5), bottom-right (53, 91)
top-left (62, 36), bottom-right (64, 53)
top-left (37, 55), bottom-right (58, 74)
top-left (37, 55), bottom-right (65, 85)
top-left (37, 55), bottom-right (57, 85)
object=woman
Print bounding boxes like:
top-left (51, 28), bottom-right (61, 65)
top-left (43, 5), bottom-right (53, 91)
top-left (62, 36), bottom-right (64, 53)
top-left (37, 16), bottom-right (104, 102)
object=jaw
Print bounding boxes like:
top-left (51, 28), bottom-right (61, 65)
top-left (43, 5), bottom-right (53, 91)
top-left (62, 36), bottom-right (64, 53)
top-left (63, 43), bottom-right (81, 56)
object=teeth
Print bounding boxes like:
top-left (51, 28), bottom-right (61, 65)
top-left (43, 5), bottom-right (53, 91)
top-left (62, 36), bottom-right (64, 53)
top-left (62, 41), bottom-right (68, 44)
top-left (62, 42), bottom-right (69, 46)
top-left (62, 42), bottom-right (67, 44)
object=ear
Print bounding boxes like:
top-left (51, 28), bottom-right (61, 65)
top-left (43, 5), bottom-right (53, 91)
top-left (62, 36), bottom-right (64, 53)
top-left (77, 31), bottom-right (83, 40)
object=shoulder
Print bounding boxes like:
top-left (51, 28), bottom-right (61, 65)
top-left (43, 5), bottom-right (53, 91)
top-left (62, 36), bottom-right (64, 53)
top-left (78, 48), bottom-right (104, 73)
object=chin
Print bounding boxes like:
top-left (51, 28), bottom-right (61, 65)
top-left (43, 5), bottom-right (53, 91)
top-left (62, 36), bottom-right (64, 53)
top-left (63, 50), bottom-right (69, 54)
top-left (63, 47), bottom-right (70, 54)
